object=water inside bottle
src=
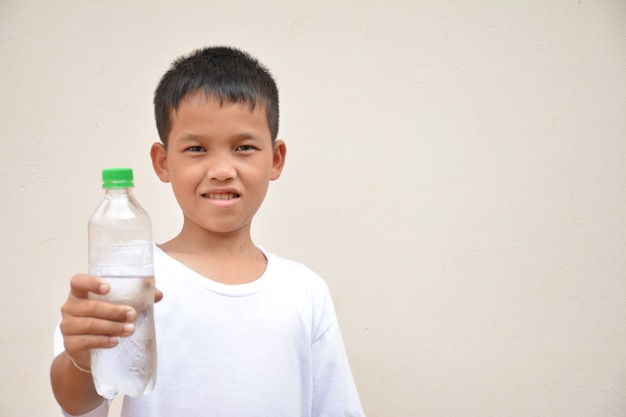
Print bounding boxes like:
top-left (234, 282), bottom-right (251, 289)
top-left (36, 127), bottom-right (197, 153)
top-left (89, 276), bottom-right (157, 399)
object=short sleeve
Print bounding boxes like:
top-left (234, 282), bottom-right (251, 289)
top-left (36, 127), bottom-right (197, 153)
top-left (311, 307), bottom-right (365, 416)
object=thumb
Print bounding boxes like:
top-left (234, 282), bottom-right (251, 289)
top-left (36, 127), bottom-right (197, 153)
top-left (70, 274), bottom-right (110, 299)
top-left (154, 288), bottom-right (164, 303)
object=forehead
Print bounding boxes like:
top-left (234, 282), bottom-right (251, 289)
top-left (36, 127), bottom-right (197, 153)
top-left (168, 91), bottom-right (271, 139)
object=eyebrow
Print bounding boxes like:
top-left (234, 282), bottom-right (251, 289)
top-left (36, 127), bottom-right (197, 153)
top-left (177, 132), bottom-right (263, 142)
top-left (177, 133), bottom-right (203, 142)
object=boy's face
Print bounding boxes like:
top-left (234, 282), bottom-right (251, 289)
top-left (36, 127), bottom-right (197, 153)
top-left (150, 91), bottom-right (286, 237)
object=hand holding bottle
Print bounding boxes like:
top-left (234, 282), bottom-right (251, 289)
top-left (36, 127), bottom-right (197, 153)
top-left (59, 274), bottom-right (163, 374)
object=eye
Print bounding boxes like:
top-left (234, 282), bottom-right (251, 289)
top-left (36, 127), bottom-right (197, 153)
top-left (185, 146), bottom-right (205, 153)
top-left (236, 144), bottom-right (258, 152)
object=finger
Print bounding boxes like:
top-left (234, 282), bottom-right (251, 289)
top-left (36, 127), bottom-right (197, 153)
top-left (65, 333), bottom-right (121, 353)
top-left (61, 315), bottom-right (136, 338)
top-left (69, 274), bottom-right (110, 299)
top-left (61, 297), bottom-right (136, 323)
top-left (154, 288), bottom-right (164, 303)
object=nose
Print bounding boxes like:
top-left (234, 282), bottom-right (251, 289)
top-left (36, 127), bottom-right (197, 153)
top-left (206, 154), bottom-right (236, 182)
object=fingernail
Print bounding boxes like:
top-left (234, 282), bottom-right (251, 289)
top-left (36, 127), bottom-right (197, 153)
top-left (99, 282), bottom-right (110, 294)
top-left (109, 337), bottom-right (120, 346)
top-left (124, 323), bottom-right (135, 334)
top-left (126, 310), bottom-right (136, 321)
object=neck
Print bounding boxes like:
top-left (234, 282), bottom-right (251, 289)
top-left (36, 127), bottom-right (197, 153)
top-left (157, 222), bottom-right (267, 285)
top-left (160, 221), bottom-right (256, 257)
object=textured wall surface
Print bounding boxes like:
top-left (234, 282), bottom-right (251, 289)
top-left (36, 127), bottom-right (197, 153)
top-left (1, 1), bottom-right (624, 416)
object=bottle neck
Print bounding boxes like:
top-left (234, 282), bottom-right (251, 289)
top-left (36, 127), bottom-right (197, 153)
top-left (104, 187), bottom-right (133, 195)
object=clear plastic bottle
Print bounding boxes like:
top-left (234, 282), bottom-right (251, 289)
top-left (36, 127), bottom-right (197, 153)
top-left (88, 168), bottom-right (157, 399)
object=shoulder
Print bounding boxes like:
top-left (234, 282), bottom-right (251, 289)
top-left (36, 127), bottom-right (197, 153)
top-left (265, 250), bottom-right (319, 275)
top-left (262, 248), bottom-right (337, 323)
top-left (263, 248), bottom-right (328, 289)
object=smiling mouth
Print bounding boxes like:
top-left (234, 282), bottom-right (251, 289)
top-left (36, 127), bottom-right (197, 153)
top-left (203, 193), bottom-right (240, 200)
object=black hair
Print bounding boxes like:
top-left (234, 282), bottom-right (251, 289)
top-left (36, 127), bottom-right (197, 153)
top-left (154, 46), bottom-right (279, 145)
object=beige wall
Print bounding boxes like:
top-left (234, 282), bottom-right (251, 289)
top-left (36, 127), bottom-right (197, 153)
top-left (1, 1), bottom-right (625, 416)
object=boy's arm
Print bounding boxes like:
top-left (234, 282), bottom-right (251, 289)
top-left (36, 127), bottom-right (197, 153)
top-left (50, 274), bottom-right (137, 416)
top-left (50, 351), bottom-right (105, 416)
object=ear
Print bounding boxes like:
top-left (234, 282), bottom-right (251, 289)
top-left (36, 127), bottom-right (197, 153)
top-left (270, 139), bottom-right (287, 181)
top-left (150, 142), bottom-right (170, 183)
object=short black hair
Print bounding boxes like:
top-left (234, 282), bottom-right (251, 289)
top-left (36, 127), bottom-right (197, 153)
top-left (154, 46), bottom-right (279, 145)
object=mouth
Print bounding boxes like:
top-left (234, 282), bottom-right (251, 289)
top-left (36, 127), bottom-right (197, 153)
top-left (203, 192), bottom-right (240, 200)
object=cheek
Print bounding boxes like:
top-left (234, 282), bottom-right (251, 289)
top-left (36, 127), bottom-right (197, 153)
top-left (169, 183), bottom-right (189, 207)
top-left (250, 177), bottom-right (271, 201)
top-left (170, 161), bottom-right (203, 180)
top-left (168, 170), bottom-right (198, 201)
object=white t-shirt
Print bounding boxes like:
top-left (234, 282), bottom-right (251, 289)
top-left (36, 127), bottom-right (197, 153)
top-left (55, 245), bottom-right (365, 417)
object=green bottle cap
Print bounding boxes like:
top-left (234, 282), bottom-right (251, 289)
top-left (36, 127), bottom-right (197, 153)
top-left (102, 168), bottom-right (134, 188)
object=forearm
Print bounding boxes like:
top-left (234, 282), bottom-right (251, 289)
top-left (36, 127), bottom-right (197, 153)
top-left (50, 352), bottom-right (105, 416)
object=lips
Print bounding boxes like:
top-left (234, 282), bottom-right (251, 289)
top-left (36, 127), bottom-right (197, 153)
top-left (203, 192), bottom-right (240, 200)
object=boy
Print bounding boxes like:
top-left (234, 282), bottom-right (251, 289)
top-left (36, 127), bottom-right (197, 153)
top-left (50, 46), bottom-right (365, 417)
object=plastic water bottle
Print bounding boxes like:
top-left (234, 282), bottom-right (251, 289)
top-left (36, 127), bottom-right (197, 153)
top-left (88, 168), bottom-right (157, 399)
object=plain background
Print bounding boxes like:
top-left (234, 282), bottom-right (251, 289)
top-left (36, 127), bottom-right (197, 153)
top-left (1, 1), bottom-right (624, 416)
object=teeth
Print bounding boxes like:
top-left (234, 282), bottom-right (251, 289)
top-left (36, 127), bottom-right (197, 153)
top-left (207, 193), bottom-right (238, 200)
